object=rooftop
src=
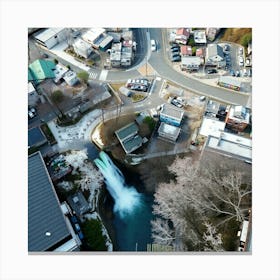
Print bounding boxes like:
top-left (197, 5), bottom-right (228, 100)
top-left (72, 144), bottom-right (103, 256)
top-left (199, 117), bottom-right (226, 138)
top-left (34, 28), bottom-right (65, 42)
top-left (121, 135), bottom-right (143, 154)
top-left (82, 28), bottom-right (105, 43)
top-left (28, 152), bottom-right (71, 251)
top-left (115, 122), bottom-right (138, 141)
top-left (206, 132), bottom-right (252, 161)
top-left (160, 103), bottom-right (184, 121)
top-left (28, 59), bottom-right (56, 83)
top-left (207, 44), bottom-right (224, 58)
top-left (28, 127), bottom-right (47, 148)
top-left (73, 38), bottom-right (92, 50)
top-left (158, 122), bottom-right (181, 138)
top-left (219, 76), bottom-right (242, 87)
top-left (181, 56), bottom-right (201, 65)
top-left (193, 30), bottom-right (207, 44)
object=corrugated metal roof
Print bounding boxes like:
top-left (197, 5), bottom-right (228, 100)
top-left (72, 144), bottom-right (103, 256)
top-left (28, 127), bottom-right (47, 148)
top-left (28, 59), bottom-right (56, 83)
top-left (28, 152), bottom-right (71, 251)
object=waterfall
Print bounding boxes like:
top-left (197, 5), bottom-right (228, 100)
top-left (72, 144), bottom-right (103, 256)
top-left (94, 151), bottom-right (141, 218)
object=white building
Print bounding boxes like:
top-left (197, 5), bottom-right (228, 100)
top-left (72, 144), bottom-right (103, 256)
top-left (53, 63), bottom-right (69, 84)
top-left (181, 56), bottom-right (202, 71)
top-left (34, 28), bottom-right (67, 49)
top-left (28, 82), bottom-right (39, 107)
top-left (73, 38), bottom-right (92, 58)
top-left (81, 28), bottom-right (105, 48)
top-left (158, 122), bottom-right (181, 142)
top-left (199, 117), bottom-right (226, 138)
top-left (206, 44), bottom-right (225, 66)
top-left (193, 30), bottom-right (207, 44)
top-left (63, 71), bottom-right (79, 86)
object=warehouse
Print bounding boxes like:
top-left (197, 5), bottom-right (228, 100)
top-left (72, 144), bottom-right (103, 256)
top-left (218, 76), bottom-right (241, 91)
top-left (34, 28), bottom-right (67, 49)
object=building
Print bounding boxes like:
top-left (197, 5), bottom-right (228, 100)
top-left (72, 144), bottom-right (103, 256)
top-left (28, 127), bottom-right (48, 149)
top-left (205, 132), bottom-right (252, 161)
top-left (63, 70), bottom-right (79, 86)
top-left (121, 46), bottom-right (133, 66)
top-left (180, 45), bottom-right (192, 56)
top-left (206, 28), bottom-right (221, 41)
top-left (158, 122), bottom-right (181, 142)
top-left (218, 76), bottom-right (241, 91)
top-left (115, 122), bottom-right (143, 154)
top-left (67, 191), bottom-right (90, 217)
top-left (193, 30), bottom-right (207, 44)
top-left (110, 42), bottom-right (122, 67)
top-left (72, 38), bottom-right (93, 59)
top-left (53, 63), bottom-right (69, 84)
top-left (175, 28), bottom-right (190, 45)
top-left (28, 82), bottom-right (39, 107)
top-left (199, 117), bottom-right (226, 138)
top-left (99, 35), bottom-right (113, 51)
top-left (196, 48), bottom-right (205, 58)
top-left (121, 30), bottom-right (133, 41)
top-left (225, 105), bottom-right (251, 132)
top-left (34, 28), bottom-right (67, 49)
top-left (28, 152), bottom-right (80, 251)
top-left (206, 44), bottom-right (225, 66)
top-left (181, 56), bottom-right (201, 71)
top-left (81, 28), bottom-right (106, 48)
top-left (119, 86), bottom-right (132, 97)
top-left (28, 59), bottom-right (56, 84)
top-left (160, 103), bottom-right (184, 127)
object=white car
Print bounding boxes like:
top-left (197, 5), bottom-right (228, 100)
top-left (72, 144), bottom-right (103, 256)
top-left (151, 39), bottom-right (156, 51)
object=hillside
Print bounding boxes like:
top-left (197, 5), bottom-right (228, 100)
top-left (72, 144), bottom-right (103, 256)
top-left (220, 28), bottom-right (252, 47)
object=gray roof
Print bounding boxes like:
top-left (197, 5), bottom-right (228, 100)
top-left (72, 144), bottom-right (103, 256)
top-left (67, 191), bottom-right (90, 216)
top-left (218, 76), bottom-right (242, 87)
top-left (122, 135), bottom-right (143, 153)
top-left (115, 122), bottom-right (138, 141)
top-left (28, 152), bottom-right (71, 251)
top-left (208, 44), bottom-right (224, 58)
top-left (160, 104), bottom-right (184, 121)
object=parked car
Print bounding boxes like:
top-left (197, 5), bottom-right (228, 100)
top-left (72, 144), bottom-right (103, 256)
top-left (171, 55), bottom-right (181, 62)
top-left (151, 39), bottom-right (157, 51)
top-left (239, 47), bottom-right (243, 55)
top-left (199, 96), bottom-right (206, 102)
top-left (131, 85), bottom-right (147, 92)
top-left (171, 43), bottom-right (179, 48)
top-left (171, 98), bottom-right (183, 108)
top-left (230, 69), bottom-right (235, 76)
top-left (207, 69), bottom-right (217, 74)
top-left (235, 70), bottom-right (240, 77)
top-left (223, 44), bottom-right (230, 52)
top-left (171, 47), bottom-right (180, 52)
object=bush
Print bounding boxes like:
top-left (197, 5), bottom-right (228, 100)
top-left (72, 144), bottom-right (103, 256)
top-left (241, 33), bottom-right (252, 47)
top-left (81, 219), bottom-right (107, 251)
top-left (77, 71), bottom-right (89, 84)
top-left (143, 116), bottom-right (156, 131)
top-left (188, 37), bottom-right (195, 47)
top-left (53, 58), bottom-right (58, 64)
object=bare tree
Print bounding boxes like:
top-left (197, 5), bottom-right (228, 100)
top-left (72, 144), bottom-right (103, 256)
top-left (151, 153), bottom-right (252, 251)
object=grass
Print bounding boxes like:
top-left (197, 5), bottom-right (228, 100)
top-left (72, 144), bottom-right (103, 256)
top-left (109, 83), bottom-right (125, 92)
top-left (220, 28), bottom-right (252, 46)
top-left (131, 93), bottom-right (146, 102)
top-left (40, 123), bottom-right (57, 145)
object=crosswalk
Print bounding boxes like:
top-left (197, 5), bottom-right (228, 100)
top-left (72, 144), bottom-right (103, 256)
top-left (88, 70), bottom-right (98, 79)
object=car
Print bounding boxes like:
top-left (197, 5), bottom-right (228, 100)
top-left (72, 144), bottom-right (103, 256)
top-left (74, 223), bottom-right (81, 232)
top-left (171, 43), bottom-right (179, 48)
top-left (151, 39), bottom-right (156, 51)
top-left (28, 111), bottom-right (35, 119)
top-left (199, 96), bottom-right (206, 102)
top-left (171, 99), bottom-right (183, 108)
top-left (207, 69), bottom-right (217, 74)
top-left (235, 70), bottom-right (240, 77)
top-left (131, 85), bottom-right (147, 92)
top-left (171, 46), bottom-right (180, 52)
top-left (42, 53), bottom-right (48, 58)
top-left (230, 69), bottom-right (235, 76)
top-left (171, 51), bottom-right (180, 57)
top-left (226, 56), bottom-right (231, 62)
top-left (239, 47), bottom-right (243, 55)
top-left (171, 56), bottom-right (181, 62)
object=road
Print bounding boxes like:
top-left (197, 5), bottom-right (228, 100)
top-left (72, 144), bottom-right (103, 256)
top-left (148, 28), bottom-right (249, 106)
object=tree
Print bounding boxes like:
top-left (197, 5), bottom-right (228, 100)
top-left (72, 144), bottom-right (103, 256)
top-left (77, 71), bottom-right (89, 85)
top-left (151, 153), bottom-right (252, 251)
top-left (50, 90), bottom-right (64, 117)
top-left (241, 33), bottom-right (252, 47)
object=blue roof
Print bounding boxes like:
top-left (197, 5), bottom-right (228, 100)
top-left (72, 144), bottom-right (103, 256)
top-left (28, 127), bottom-right (47, 148)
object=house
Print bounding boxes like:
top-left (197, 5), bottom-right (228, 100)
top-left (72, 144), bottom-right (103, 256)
top-left (63, 70), bottom-right (79, 86)
top-left (115, 122), bottom-right (143, 154)
top-left (193, 30), bottom-right (207, 44)
top-left (110, 43), bottom-right (122, 67)
top-left (218, 76), bottom-right (241, 91)
top-left (206, 28), bottom-right (221, 41)
top-left (196, 47), bottom-right (205, 58)
top-left (175, 28), bottom-right (190, 45)
top-left (206, 44), bottom-right (225, 66)
top-left (28, 127), bottom-right (48, 149)
top-left (180, 45), bottom-right (192, 56)
top-left (99, 35), bottom-right (114, 51)
top-left (28, 82), bottom-right (39, 107)
top-left (81, 28), bottom-right (106, 48)
top-left (160, 103), bottom-right (184, 127)
top-left (28, 59), bottom-right (56, 84)
top-left (67, 191), bottom-right (90, 217)
top-left (53, 63), bottom-right (69, 84)
top-left (121, 30), bottom-right (133, 41)
top-left (72, 38), bottom-right (92, 59)
top-left (34, 28), bottom-right (67, 49)
top-left (158, 122), bottom-right (181, 142)
top-left (181, 56), bottom-right (201, 71)
top-left (121, 46), bottom-right (133, 67)
top-left (225, 105), bottom-right (251, 132)
top-left (28, 152), bottom-right (81, 251)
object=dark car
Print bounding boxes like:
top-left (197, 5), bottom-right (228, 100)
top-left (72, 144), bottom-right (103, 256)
top-left (230, 69), bottom-right (235, 76)
top-left (171, 43), bottom-right (179, 48)
top-left (171, 46), bottom-right (180, 51)
top-left (171, 56), bottom-right (181, 62)
top-left (171, 51), bottom-right (180, 57)
top-left (207, 69), bottom-right (217, 74)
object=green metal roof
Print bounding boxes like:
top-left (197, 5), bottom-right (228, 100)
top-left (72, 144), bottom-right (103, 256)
top-left (115, 122), bottom-right (138, 141)
top-left (28, 59), bottom-right (56, 84)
